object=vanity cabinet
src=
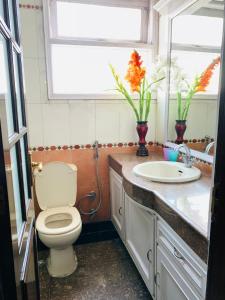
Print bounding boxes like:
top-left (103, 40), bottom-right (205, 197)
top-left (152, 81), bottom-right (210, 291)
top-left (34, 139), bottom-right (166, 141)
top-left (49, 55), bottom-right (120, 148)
top-left (125, 193), bottom-right (155, 297)
top-left (109, 168), bottom-right (207, 300)
top-left (156, 219), bottom-right (207, 300)
top-left (109, 168), bottom-right (125, 241)
top-left (156, 246), bottom-right (201, 300)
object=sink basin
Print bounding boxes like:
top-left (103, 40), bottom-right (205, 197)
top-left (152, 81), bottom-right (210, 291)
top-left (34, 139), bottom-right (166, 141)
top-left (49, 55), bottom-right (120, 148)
top-left (133, 161), bottom-right (201, 183)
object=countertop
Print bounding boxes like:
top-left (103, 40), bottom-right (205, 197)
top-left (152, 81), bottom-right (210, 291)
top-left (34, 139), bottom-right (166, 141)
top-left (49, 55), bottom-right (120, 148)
top-left (109, 152), bottom-right (212, 262)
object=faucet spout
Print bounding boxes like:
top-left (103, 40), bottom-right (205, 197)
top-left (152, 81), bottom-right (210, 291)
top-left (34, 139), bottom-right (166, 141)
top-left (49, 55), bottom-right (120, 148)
top-left (174, 144), bottom-right (192, 168)
top-left (205, 141), bottom-right (215, 154)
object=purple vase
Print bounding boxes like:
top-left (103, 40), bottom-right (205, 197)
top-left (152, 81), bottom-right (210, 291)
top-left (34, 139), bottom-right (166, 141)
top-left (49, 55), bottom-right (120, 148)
top-left (136, 121), bottom-right (149, 156)
top-left (175, 120), bottom-right (187, 144)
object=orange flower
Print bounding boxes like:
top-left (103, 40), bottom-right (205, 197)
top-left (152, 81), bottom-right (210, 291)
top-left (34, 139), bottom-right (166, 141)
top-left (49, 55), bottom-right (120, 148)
top-left (125, 50), bottom-right (146, 92)
top-left (195, 56), bottom-right (221, 92)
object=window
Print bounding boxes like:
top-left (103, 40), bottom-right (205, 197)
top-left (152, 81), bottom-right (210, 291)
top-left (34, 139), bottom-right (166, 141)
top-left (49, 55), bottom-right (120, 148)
top-left (43, 0), bottom-right (155, 99)
top-left (171, 13), bottom-right (223, 95)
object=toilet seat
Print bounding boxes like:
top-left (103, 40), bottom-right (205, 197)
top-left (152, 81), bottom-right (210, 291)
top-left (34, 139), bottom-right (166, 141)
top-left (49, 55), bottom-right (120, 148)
top-left (36, 206), bottom-right (81, 235)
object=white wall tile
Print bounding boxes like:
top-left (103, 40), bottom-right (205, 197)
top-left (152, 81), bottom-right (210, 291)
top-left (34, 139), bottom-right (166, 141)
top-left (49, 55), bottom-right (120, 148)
top-left (42, 104), bottom-right (70, 146)
top-left (26, 104), bottom-right (43, 147)
top-left (69, 102), bottom-right (95, 145)
top-left (20, 9), bottom-right (38, 59)
top-left (119, 102), bottom-right (137, 142)
top-left (38, 58), bottom-right (48, 103)
top-left (20, 5), bottom-right (158, 147)
top-left (206, 101), bottom-right (218, 138)
top-left (95, 103), bottom-right (120, 143)
top-left (36, 8), bottom-right (45, 58)
top-left (147, 102), bottom-right (156, 141)
top-left (23, 58), bottom-right (41, 103)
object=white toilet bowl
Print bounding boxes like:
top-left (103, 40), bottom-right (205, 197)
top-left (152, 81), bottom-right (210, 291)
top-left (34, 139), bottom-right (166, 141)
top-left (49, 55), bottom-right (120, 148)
top-left (34, 162), bottom-right (82, 277)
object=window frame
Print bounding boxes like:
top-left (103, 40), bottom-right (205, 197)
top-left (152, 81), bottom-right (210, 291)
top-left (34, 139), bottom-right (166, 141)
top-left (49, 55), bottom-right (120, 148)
top-left (170, 11), bottom-right (222, 99)
top-left (43, 0), bottom-right (157, 100)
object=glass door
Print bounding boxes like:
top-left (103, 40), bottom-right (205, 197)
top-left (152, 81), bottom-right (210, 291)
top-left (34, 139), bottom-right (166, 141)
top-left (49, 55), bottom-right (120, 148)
top-left (0, 1), bottom-right (39, 299)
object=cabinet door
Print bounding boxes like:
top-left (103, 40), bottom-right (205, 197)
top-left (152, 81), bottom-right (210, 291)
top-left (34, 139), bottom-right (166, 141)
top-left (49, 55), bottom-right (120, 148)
top-left (156, 247), bottom-right (201, 300)
top-left (109, 169), bottom-right (124, 241)
top-left (125, 194), bottom-right (155, 296)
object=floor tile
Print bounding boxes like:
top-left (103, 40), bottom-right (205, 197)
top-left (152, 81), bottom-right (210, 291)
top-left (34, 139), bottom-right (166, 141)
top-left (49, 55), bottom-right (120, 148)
top-left (39, 239), bottom-right (152, 300)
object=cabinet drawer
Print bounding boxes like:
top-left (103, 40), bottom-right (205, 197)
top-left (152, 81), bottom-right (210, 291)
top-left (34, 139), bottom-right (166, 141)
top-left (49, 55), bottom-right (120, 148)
top-left (157, 219), bottom-right (207, 298)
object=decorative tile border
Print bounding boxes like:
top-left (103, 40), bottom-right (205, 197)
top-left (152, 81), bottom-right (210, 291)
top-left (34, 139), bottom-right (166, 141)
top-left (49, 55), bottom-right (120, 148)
top-left (19, 4), bottom-right (42, 10)
top-left (29, 141), bottom-right (162, 152)
top-left (169, 138), bottom-right (214, 144)
top-left (29, 141), bottom-right (212, 165)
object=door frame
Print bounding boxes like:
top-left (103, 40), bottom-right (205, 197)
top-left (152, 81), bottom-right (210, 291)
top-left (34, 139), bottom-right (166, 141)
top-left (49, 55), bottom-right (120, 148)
top-left (206, 6), bottom-right (225, 300)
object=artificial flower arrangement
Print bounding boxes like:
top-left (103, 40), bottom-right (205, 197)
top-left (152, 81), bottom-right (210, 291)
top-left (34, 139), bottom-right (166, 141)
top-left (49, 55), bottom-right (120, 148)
top-left (172, 56), bottom-right (221, 121)
top-left (110, 50), bottom-right (165, 156)
top-left (110, 50), bottom-right (165, 122)
top-left (170, 56), bottom-right (221, 143)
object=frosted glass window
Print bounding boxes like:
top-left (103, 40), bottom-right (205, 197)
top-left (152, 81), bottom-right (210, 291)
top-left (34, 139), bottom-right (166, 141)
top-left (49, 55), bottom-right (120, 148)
top-left (0, 36), bottom-right (14, 137)
top-left (172, 15), bottom-right (223, 47)
top-left (10, 146), bottom-right (23, 237)
top-left (171, 51), bottom-right (220, 94)
top-left (13, 52), bottom-right (23, 129)
top-left (51, 44), bottom-right (151, 95)
top-left (56, 1), bottom-right (141, 41)
top-left (0, 2), bottom-right (4, 20)
top-left (8, 0), bottom-right (16, 39)
top-left (20, 137), bottom-right (29, 207)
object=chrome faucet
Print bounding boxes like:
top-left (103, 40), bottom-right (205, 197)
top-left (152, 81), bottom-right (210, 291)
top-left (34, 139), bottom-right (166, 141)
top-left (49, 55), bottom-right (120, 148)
top-left (174, 144), bottom-right (193, 168)
top-left (205, 141), bottom-right (215, 154)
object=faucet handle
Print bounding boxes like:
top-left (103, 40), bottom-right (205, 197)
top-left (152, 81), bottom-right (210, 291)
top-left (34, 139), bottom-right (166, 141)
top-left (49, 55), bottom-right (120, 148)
top-left (181, 154), bottom-right (195, 168)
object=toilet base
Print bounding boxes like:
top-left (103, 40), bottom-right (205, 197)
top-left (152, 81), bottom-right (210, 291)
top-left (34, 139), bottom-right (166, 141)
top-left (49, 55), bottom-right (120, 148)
top-left (47, 246), bottom-right (78, 277)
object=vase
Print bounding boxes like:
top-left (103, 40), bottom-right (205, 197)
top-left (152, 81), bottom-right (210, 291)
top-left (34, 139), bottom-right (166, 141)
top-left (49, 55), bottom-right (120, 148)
top-left (136, 121), bottom-right (149, 156)
top-left (175, 120), bottom-right (187, 144)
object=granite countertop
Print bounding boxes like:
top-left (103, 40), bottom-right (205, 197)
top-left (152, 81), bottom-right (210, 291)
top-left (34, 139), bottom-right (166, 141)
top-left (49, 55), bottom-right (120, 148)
top-left (109, 152), bottom-right (212, 262)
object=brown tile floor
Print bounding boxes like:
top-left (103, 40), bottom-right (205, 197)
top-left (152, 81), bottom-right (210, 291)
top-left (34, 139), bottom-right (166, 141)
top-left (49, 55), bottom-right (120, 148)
top-left (39, 239), bottom-right (152, 300)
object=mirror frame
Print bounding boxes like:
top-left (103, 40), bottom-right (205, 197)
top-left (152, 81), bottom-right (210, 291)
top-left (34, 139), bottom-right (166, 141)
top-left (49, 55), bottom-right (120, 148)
top-left (163, 0), bottom-right (221, 164)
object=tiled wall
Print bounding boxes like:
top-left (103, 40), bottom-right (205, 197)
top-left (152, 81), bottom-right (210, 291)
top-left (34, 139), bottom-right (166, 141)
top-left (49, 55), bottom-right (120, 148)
top-left (19, 0), bottom-right (157, 223)
top-left (168, 99), bottom-right (217, 141)
top-left (19, 1), bottom-right (156, 148)
top-left (31, 144), bottom-right (160, 223)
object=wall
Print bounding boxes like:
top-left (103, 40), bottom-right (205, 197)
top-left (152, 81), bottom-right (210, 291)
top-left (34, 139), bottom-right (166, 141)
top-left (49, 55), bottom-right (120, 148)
top-left (19, 0), bottom-right (158, 223)
top-left (168, 99), bottom-right (217, 141)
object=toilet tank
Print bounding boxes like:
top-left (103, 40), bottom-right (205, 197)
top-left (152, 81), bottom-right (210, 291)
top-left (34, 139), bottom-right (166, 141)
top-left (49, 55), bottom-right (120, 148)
top-left (34, 162), bottom-right (77, 210)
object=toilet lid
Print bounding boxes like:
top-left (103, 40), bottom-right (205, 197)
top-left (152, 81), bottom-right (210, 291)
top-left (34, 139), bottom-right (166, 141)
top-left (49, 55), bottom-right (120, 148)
top-left (35, 162), bottom-right (77, 210)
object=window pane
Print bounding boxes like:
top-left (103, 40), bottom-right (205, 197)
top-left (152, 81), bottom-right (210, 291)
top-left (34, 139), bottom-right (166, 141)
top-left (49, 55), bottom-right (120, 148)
top-left (51, 45), bottom-right (151, 95)
top-left (10, 146), bottom-right (23, 237)
top-left (172, 15), bottom-right (223, 47)
top-left (20, 137), bottom-right (29, 207)
top-left (13, 52), bottom-right (23, 129)
top-left (170, 50), bottom-right (221, 94)
top-left (56, 1), bottom-right (141, 41)
top-left (8, 0), bottom-right (16, 39)
top-left (0, 35), bottom-right (14, 137)
top-left (0, 2), bottom-right (4, 20)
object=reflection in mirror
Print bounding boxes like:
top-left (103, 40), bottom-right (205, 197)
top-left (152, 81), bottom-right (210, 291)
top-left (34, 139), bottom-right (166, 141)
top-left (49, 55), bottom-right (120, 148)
top-left (167, 0), bottom-right (224, 158)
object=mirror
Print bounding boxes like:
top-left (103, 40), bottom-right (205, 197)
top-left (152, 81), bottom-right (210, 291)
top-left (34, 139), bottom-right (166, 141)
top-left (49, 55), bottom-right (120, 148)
top-left (167, 0), bottom-right (224, 160)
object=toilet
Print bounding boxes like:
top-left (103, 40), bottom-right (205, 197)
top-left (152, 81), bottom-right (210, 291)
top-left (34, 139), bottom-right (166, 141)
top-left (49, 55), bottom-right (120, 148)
top-left (35, 162), bottom-right (82, 278)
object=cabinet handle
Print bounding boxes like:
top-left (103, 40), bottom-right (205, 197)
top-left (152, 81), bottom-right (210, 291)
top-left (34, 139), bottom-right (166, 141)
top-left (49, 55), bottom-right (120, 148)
top-left (147, 249), bottom-right (152, 263)
top-left (173, 247), bottom-right (184, 261)
top-left (154, 272), bottom-right (160, 288)
top-left (118, 207), bottom-right (122, 215)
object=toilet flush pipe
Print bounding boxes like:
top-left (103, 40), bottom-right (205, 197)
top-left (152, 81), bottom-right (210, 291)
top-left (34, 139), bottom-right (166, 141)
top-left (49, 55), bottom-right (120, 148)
top-left (78, 141), bottom-right (102, 216)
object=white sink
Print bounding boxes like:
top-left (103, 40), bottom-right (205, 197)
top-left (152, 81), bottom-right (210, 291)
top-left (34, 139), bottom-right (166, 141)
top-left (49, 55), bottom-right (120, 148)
top-left (133, 161), bottom-right (201, 183)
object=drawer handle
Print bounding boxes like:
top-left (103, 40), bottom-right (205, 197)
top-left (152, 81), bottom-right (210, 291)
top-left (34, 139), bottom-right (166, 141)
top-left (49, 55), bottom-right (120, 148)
top-left (154, 272), bottom-right (160, 288)
top-left (147, 249), bottom-right (152, 263)
top-left (173, 247), bottom-right (184, 261)
top-left (118, 207), bottom-right (122, 215)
